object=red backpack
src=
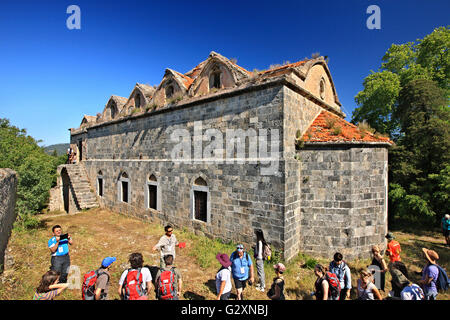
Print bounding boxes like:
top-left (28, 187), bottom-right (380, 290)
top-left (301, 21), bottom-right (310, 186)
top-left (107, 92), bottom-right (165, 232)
top-left (82, 269), bottom-right (108, 300)
top-left (325, 271), bottom-right (341, 300)
top-left (158, 267), bottom-right (177, 300)
top-left (121, 268), bottom-right (146, 300)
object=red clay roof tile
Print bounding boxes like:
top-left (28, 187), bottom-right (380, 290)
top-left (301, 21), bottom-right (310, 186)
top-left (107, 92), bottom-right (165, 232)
top-left (302, 111), bottom-right (393, 144)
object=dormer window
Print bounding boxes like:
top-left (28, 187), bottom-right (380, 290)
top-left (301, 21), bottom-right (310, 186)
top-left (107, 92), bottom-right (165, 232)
top-left (110, 102), bottom-right (117, 119)
top-left (135, 94), bottom-right (141, 108)
top-left (165, 85), bottom-right (174, 99)
top-left (209, 70), bottom-right (221, 89)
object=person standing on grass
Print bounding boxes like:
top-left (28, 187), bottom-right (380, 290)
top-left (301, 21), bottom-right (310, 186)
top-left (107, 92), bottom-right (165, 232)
top-left (215, 253), bottom-right (232, 300)
top-left (329, 252), bottom-right (352, 300)
top-left (268, 263), bottom-right (286, 300)
top-left (152, 224), bottom-right (178, 268)
top-left (313, 264), bottom-right (330, 300)
top-left (33, 270), bottom-right (69, 300)
top-left (230, 244), bottom-right (254, 300)
top-left (385, 232), bottom-right (401, 263)
top-left (356, 269), bottom-right (382, 300)
top-left (119, 253), bottom-right (153, 300)
top-left (418, 248), bottom-right (440, 300)
top-left (441, 214), bottom-right (450, 246)
top-left (254, 229), bottom-right (267, 292)
top-left (94, 257), bottom-right (116, 300)
top-left (48, 225), bottom-right (73, 283)
top-left (370, 245), bottom-right (388, 292)
top-left (155, 254), bottom-right (182, 300)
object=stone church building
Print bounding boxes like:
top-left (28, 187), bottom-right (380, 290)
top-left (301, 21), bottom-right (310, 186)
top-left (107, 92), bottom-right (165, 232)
top-left (50, 52), bottom-right (392, 261)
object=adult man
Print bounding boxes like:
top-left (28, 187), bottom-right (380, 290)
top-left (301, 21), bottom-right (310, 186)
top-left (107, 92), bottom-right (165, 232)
top-left (329, 252), bottom-right (352, 300)
top-left (153, 225), bottom-right (178, 268)
top-left (230, 244), bottom-right (254, 300)
top-left (48, 225), bottom-right (73, 283)
top-left (441, 214), bottom-right (450, 246)
top-left (385, 232), bottom-right (401, 263)
top-left (118, 252), bottom-right (153, 300)
top-left (155, 254), bottom-right (182, 300)
top-left (94, 256), bottom-right (116, 300)
top-left (418, 248), bottom-right (440, 300)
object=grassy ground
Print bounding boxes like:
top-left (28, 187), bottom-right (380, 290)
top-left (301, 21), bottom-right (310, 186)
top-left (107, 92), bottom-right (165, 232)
top-left (0, 208), bottom-right (448, 300)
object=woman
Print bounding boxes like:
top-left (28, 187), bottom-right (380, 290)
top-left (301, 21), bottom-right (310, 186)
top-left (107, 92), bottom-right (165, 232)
top-left (215, 253), bottom-right (232, 300)
top-left (370, 245), bottom-right (387, 291)
top-left (268, 263), bottom-right (286, 300)
top-left (254, 229), bottom-right (267, 292)
top-left (356, 269), bottom-right (382, 300)
top-left (33, 270), bottom-right (69, 300)
top-left (313, 264), bottom-right (330, 300)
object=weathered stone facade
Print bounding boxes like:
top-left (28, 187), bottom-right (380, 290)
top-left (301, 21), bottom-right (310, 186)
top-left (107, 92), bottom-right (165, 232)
top-left (62, 52), bottom-right (392, 260)
top-left (0, 169), bottom-right (18, 272)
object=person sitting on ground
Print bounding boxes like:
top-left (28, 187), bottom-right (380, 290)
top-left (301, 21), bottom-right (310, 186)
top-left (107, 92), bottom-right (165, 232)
top-left (329, 252), bottom-right (352, 300)
top-left (118, 253), bottom-right (153, 300)
top-left (441, 214), bottom-right (450, 246)
top-left (418, 248), bottom-right (440, 300)
top-left (215, 253), bottom-right (232, 300)
top-left (155, 254), bottom-right (182, 300)
top-left (152, 224), bottom-right (179, 268)
top-left (385, 232), bottom-right (401, 263)
top-left (356, 269), bottom-right (382, 300)
top-left (94, 256), bottom-right (116, 300)
top-left (370, 245), bottom-right (388, 292)
top-left (33, 270), bottom-right (69, 300)
top-left (401, 281), bottom-right (425, 300)
top-left (268, 263), bottom-right (286, 300)
top-left (230, 244), bottom-right (254, 300)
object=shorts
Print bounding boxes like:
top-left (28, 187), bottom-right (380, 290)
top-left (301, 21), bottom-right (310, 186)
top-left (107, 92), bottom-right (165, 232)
top-left (234, 278), bottom-right (248, 290)
top-left (220, 292), bottom-right (231, 300)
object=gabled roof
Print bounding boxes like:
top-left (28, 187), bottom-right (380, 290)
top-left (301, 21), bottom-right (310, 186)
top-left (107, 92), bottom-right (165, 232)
top-left (135, 83), bottom-right (155, 99)
top-left (301, 111), bottom-right (393, 144)
top-left (109, 95), bottom-right (128, 107)
top-left (81, 115), bottom-right (96, 125)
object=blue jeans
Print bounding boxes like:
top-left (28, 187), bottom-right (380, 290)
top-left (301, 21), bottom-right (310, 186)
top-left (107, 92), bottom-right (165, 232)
top-left (425, 290), bottom-right (437, 300)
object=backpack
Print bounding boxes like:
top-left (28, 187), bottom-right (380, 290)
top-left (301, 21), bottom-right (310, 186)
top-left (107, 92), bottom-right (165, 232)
top-left (81, 269), bottom-right (108, 300)
top-left (325, 271), bottom-right (341, 299)
top-left (436, 264), bottom-right (450, 292)
top-left (262, 243), bottom-right (272, 260)
top-left (158, 267), bottom-right (177, 300)
top-left (122, 268), bottom-right (146, 300)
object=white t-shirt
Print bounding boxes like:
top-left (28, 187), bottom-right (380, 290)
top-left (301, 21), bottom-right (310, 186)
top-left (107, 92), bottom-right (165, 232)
top-left (216, 267), bottom-right (232, 294)
top-left (256, 241), bottom-right (263, 260)
top-left (119, 267), bottom-right (152, 290)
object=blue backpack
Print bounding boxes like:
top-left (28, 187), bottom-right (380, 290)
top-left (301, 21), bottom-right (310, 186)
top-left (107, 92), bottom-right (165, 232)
top-left (436, 264), bottom-right (450, 292)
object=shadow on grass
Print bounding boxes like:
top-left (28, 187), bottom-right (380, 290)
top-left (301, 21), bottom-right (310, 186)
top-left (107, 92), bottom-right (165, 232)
top-left (183, 291), bottom-right (205, 300)
top-left (286, 288), bottom-right (314, 300)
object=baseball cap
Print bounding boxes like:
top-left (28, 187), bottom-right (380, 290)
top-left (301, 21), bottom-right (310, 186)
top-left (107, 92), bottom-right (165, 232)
top-left (101, 256), bottom-right (116, 268)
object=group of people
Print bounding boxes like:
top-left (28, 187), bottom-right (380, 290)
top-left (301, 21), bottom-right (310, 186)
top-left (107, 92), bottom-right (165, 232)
top-left (34, 224), bottom-right (448, 301)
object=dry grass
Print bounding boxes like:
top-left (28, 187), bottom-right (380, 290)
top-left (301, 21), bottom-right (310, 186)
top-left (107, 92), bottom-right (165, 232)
top-left (0, 208), bottom-right (449, 300)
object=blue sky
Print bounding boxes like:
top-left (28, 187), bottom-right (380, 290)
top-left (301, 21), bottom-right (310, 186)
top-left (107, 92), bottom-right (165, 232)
top-left (0, 0), bottom-right (448, 146)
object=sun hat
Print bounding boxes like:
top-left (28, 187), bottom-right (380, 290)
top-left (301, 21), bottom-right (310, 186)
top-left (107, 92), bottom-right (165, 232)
top-left (422, 248), bottom-right (439, 264)
top-left (273, 263), bottom-right (286, 273)
top-left (385, 232), bottom-right (395, 240)
top-left (216, 253), bottom-right (232, 268)
top-left (101, 256), bottom-right (116, 268)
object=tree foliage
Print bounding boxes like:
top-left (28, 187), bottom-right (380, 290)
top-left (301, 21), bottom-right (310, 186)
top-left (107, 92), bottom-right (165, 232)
top-left (0, 118), bottom-right (66, 228)
top-left (352, 27), bottom-right (450, 226)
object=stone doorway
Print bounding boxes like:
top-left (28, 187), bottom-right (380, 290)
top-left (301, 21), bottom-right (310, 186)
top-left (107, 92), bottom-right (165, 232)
top-left (61, 168), bottom-right (70, 213)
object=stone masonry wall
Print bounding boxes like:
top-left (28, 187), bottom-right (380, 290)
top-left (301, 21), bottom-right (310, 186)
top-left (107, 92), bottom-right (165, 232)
top-left (298, 145), bottom-right (388, 260)
top-left (0, 169), bottom-right (18, 272)
top-left (73, 86), bottom-right (288, 250)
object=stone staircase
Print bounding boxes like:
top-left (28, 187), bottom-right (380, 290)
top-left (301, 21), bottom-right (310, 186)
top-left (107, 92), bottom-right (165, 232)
top-left (63, 164), bottom-right (98, 211)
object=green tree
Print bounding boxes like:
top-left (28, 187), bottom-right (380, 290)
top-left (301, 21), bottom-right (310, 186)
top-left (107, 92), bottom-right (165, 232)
top-left (0, 118), bottom-right (66, 229)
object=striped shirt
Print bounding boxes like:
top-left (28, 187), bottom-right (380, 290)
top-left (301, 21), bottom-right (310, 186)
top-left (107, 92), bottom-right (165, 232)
top-left (33, 289), bottom-right (59, 300)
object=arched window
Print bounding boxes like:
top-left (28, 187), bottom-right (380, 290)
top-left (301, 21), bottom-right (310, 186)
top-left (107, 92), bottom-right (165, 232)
top-left (209, 70), bottom-right (221, 89)
top-left (110, 102), bottom-right (117, 119)
top-left (97, 170), bottom-right (104, 197)
top-left (135, 94), bottom-right (141, 108)
top-left (165, 85), bottom-right (174, 99)
top-left (146, 174), bottom-right (160, 211)
top-left (319, 78), bottom-right (326, 100)
top-left (118, 171), bottom-right (130, 203)
top-left (191, 177), bottom-right (210, 223)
